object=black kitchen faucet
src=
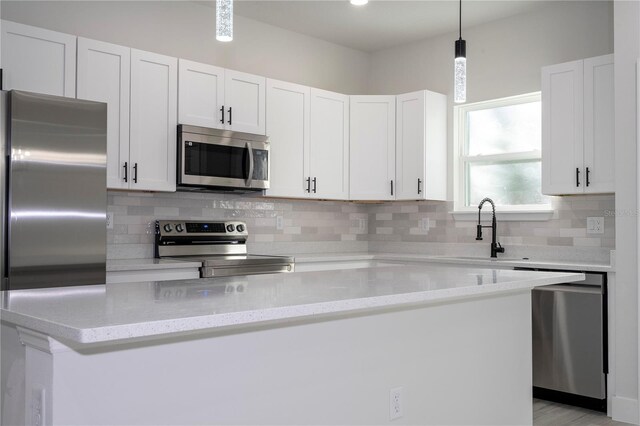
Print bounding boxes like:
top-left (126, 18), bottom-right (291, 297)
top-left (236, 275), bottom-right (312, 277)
top-left (476, 197), bottom-right (505, 258)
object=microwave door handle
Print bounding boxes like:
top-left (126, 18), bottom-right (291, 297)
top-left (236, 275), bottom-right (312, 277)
top-left (246, 142), bottom-right (254, 187)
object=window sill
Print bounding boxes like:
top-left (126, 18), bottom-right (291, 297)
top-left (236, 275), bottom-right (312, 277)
top-left (451, 209), bottom-right (554, 222)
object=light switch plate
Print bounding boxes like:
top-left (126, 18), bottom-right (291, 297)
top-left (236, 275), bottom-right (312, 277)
top-left (587, 217), bottom-right (604, 234)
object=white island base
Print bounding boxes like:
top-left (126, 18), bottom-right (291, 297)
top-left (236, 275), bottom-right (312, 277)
top-left (1, 265), bottom-right (583, 425)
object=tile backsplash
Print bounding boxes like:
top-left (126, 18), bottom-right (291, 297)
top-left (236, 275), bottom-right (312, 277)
top-left (367, 195), bottom-right (615, 249)
top-left (107, 191), bottom-right (369, 259)
top-left (108, 191), bottom-right (615, 260)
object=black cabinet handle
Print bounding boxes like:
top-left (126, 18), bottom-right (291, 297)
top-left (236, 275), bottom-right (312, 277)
top-left (133, 163), bottom-right (138, 183)
top-left (220, 106), bottom-right (225, 124)
top-left (306, 177), bottom-right (311, 193)
top-left (228, 107), bottom-right (232, 125)
top-left (418, 178), bottom-right (422, 194)
top-left (391, 180), bottom-right (394, 196)
top-left (576, 167), bottom-right (580, 187)
top-left (313, 177), bottom-right (317, 194)
top-left (586, 167), bottom-right (591, 187)
top-left (123, 162), bottom-right (128, 182)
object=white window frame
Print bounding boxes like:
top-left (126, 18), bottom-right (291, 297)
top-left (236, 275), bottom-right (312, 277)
top-left (452, 92), bottom-right (553, 221)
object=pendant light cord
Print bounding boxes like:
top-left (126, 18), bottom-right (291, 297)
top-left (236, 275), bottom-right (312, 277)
top-left (459, 0), bottom-right (462, 40)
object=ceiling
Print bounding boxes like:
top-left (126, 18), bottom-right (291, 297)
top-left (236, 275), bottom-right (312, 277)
top-left (228, 0), bottom-right (550, 52)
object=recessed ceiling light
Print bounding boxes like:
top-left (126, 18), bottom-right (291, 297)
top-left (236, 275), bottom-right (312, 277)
top-left (350, 0), bottom-right (369, 6)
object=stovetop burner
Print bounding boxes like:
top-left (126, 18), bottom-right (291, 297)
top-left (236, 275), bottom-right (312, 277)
top-left (155, 220), bottom-right (294, 278)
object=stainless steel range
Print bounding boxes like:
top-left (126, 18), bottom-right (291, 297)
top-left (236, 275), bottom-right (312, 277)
top-left (155, 220), bottom-right (294, 278)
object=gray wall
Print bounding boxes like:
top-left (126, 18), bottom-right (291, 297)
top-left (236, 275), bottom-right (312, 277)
top-left (368, 1), bottom-right (613, 98)
top-left (0, 1), bottom-right (371, 94)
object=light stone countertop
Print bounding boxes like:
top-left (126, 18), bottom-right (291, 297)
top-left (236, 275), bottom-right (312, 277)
top-left (293, 252), bottom-right (614, 273)
top-left (106, 252), bottom-right (613, 274)
top-left (107, 258), bottom-right (202, 271)
top-left (1, 264), bottom-right (583, 345)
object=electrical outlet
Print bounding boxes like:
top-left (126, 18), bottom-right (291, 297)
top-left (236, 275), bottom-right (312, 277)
top-left (31, 387), bottom-right (45, 426)
top-left (358, 218), bottom-right (367, 231)
top-left (419, 218), bottom-right (430, 231)
top-left (106, 212), bottom-right (114, 230)
top-left (389, 387), bottom-right (403, 421)
top-left (587, 217), bottom-right (604, 234)
top-left (276, 216), bottom-right (284, 230)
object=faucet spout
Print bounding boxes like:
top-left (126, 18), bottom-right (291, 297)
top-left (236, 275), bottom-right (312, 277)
top-left (476, 198), bottom-right (505, 258)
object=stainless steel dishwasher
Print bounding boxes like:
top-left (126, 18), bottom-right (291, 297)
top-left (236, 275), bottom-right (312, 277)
top-left (518, 268), bottom-right (607, 412)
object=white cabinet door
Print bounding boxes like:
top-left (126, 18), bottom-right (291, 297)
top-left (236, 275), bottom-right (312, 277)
top-left (349, 96), bottom-right (396, 201)
top-left (309, 89), bottom-right (349, 200)
top-left (583, 54), bottom-right (614, 194)
top-left (225, 70), bottom-right (266, 135)
top-left (542, 60), bottom-right (584, 195)
top-left (395, 90), bottom-right (447, 201)
top-left (265, 79), bottom-right (310, 198)
top-left (77, 38), bottom-right (131, 190)
top-left (396, 91), bottom-right (424, 200)
top-left (1, 20), bottom-right (76, 97)
top-left (178, 59), bottom-right (225, 129)
top-left (129, 49), bottom-right (177, 192)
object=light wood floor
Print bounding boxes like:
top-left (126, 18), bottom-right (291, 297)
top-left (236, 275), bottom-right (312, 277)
top-left (533, 399), bottom-right (630, 425)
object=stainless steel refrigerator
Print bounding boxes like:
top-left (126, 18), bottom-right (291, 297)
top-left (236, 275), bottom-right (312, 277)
top-left (1, 90), bottom-right (107, 290)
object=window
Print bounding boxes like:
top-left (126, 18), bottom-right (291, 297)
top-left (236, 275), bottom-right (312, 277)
top-left (454, 93), bottom-right (551, 213)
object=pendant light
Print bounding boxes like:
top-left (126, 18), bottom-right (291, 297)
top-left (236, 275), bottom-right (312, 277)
top-left (454, 0), bottom-right (466, 103)
top-left (350, 0), bottom-right (369, 5)
top-left (216, 0), bottom-right (233, 42)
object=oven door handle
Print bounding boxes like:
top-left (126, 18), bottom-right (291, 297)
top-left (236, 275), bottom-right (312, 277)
top-left (245, 142), bottom-right (254, 187)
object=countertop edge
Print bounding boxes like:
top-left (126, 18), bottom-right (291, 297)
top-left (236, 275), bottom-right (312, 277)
top-left (3, 272), bottom-right (584, 345)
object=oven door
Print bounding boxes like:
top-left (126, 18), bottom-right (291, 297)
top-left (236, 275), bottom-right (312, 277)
top-left (179, 132), bottom-right (269, 189)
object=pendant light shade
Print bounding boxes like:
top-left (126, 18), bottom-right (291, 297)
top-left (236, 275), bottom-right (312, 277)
top-left (216, 0), bottom-right (233, 42)
top-left (454, 0), bottom-right (466, 103)
top-left (350, 0), bottom-right (369, 5)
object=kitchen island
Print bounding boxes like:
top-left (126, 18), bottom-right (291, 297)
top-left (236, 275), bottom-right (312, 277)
top-left (1, 264), bottom-right (583, 425)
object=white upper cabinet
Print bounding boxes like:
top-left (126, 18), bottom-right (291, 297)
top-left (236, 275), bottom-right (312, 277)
top-left (542, 60), bottom-right (584, 195)
top-left (1, 20), bottom-right (76, 97)
top-left (309, 89), bottom-right (350, 200)
top-left (395, 90), bottom-right (447, 201)
top-left (225, 70), bottom-right (266, 135)
top-left (583, 54), bottom-right (614, 194)
top-left (178, 59), bottom-right (225, 129)
top-left (129, 49), bottom-right (177, 192)
top-left (349, 96), bottom-right (396, 201)
top-left (77, 38), bottom-right (131, 190)
top-left (542, 54), bottom-right (614, 195)
top-left (178, 64), bottom-right (266, 135)
top-left (265, 79), bottom-right (310, 199)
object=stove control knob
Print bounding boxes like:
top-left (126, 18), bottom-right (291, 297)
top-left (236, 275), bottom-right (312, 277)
top-left (163, 224), bottom-right (173, 233)
top-left (175, 224), bottom-right (184, 232)
top-left (236, 224), bottom-right (245, 232)
top-left (226, 224), bottom-right (235, 232)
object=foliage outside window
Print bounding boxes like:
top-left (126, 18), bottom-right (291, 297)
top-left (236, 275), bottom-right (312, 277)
top-left (454, 93), bottom-right (551, 212)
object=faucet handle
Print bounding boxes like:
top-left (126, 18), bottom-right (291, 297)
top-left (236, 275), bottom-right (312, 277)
top-left (476, 224), bottom-right (483, 241)
top-left (496, 242), bottom-right (505, 253)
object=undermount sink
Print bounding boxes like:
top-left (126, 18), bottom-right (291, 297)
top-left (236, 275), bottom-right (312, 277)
top-left (435, 256), bottom-right (530, 262)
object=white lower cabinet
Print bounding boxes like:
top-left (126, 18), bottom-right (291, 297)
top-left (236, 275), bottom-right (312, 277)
top-left (265, 79), bottom-right (310, 198)
top-left (349, 95), bottom-right (396, 201)
top-left (395, 90), bottom-right (447, 201)
top-left (77, 41), bottom-right (177, 192)
top-left (309, 89), bottom-right (350, 200)
top-left (129, 49), bottom-right (178, 192)
top-left (1, 20), bottom-right (76, 97)
top-left (77, 38), bottom-right (131, 190)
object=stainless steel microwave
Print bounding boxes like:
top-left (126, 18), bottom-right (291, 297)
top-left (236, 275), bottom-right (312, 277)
top-left (177, 125), bottom-right (270, 192)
